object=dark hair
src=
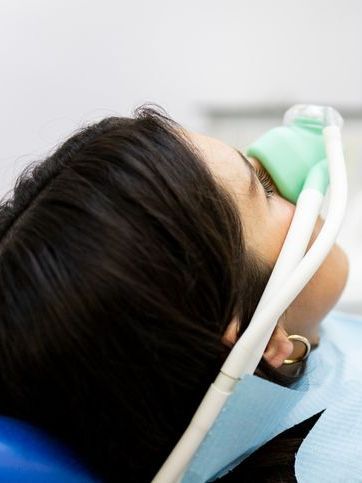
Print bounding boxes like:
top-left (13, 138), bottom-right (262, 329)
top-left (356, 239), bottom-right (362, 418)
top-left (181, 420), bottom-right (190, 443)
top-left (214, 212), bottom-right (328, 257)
top-left (218, 410), bottom-right (323, 483)
top-left (0, 104), bottom-right (308, 482)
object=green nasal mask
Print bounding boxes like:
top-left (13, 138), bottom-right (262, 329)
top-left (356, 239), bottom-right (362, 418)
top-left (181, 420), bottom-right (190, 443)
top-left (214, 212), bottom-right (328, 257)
top-left (246, 105), bottom-right (342, 204)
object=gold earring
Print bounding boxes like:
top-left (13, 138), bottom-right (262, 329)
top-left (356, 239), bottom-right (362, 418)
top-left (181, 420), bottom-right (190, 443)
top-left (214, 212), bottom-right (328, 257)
top-left (283, 334), bottom-right (311, 365)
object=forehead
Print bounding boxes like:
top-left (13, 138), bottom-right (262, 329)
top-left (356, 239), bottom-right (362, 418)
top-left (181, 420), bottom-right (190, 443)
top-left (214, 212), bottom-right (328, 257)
top-left (184, 129), bottom-right (251, 198)
top-left (185, 130), bottom-right (237, 165)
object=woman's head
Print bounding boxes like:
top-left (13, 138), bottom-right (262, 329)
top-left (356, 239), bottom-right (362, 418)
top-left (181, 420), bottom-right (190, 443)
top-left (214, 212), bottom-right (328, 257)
top-left (0, 105), bottom-right (348, 481)
top-left (184, 128), bottom-right (349, 364)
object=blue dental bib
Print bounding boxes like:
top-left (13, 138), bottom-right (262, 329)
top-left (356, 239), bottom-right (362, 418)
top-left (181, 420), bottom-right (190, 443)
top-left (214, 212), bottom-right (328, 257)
top-left (182, 310), bottom-right (362, 482)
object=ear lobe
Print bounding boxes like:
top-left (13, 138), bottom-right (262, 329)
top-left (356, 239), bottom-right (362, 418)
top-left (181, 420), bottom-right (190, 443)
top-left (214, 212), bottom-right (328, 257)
top-left (263, 325), bottom-right (294, 368)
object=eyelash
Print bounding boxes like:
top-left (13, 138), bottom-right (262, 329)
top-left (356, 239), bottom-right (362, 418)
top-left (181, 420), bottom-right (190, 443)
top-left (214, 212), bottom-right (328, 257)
top-left (255, 167), bottom-right (275, 198)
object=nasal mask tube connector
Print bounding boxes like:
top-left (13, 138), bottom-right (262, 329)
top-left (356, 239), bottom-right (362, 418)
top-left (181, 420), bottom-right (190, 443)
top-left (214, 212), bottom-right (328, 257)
top-left (246, 104), bottom-right (343, 204)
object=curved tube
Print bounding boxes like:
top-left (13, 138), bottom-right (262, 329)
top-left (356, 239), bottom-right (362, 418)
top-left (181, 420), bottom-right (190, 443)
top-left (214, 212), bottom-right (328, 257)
top-left (152, 125), bottom-right (347, 483)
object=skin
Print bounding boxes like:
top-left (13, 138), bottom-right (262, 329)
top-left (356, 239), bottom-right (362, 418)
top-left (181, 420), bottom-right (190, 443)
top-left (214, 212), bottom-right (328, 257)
top-left (183, 129), bottom-right (350, 368)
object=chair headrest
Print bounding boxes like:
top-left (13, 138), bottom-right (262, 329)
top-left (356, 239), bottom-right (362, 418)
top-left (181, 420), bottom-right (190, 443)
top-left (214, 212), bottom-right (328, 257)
top-left (0, 415), bottom-right (100, 482)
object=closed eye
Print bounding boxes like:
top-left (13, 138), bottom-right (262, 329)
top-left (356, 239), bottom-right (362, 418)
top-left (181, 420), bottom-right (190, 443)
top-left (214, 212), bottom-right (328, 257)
top-left (254, 166), bottom-right (275, 199)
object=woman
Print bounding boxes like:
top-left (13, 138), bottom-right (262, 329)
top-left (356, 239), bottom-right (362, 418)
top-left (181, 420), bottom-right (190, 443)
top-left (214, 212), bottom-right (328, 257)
top-left (0, 105), bottom-right (349, 482)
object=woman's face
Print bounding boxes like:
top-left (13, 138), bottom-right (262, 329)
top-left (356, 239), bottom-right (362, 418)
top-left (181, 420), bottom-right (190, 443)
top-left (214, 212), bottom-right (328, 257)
top-left (184, 129), bottom-right (349, 354)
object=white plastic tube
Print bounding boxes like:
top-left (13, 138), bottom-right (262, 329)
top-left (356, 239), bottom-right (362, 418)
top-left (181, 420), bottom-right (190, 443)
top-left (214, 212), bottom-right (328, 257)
top-left (152, 126), bottom-right (347, 483)
top-left (243, 189), bottom-right (324, 374)
top-left (222, 126), bottom-right (347, 379)
top-left (152, 196), bottom-right (324, 483)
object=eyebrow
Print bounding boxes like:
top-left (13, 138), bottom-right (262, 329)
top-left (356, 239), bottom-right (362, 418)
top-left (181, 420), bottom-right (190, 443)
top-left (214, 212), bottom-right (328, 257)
top-left (233, 148), bottom-right (258, 197)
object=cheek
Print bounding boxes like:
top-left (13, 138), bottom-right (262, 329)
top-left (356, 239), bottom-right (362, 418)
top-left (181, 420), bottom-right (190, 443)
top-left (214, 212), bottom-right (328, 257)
top-left (246, 197), bottom-right (294, 267)
top-left (306, 217), bottom-right (350, 302)
top-left (271, 205), bottom-right (349, 305)
top-left (276, 197), bottom-right (295, 235)
top-left (266, 196), bottom-right (295, 263)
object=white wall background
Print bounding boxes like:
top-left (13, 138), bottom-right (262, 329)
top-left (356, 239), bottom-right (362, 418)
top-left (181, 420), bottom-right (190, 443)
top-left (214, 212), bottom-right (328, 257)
top-left (1, 1), bottom-right (361, 189)
top-left (0, 0), bottom-right (361, 311)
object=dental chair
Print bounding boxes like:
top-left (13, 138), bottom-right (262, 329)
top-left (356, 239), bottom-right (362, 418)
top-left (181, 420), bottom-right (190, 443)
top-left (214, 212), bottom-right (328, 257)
top-left (0, 415), bottom-right (99, 482)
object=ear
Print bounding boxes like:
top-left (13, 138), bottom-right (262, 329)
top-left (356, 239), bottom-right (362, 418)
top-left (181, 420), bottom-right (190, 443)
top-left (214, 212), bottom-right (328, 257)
top-left (263, 325), bottom-right (294, 368)
top-left (222, 318), bottom-right (295, 369)
top-left (221, 316), bottom-right (239, 348)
